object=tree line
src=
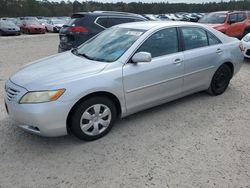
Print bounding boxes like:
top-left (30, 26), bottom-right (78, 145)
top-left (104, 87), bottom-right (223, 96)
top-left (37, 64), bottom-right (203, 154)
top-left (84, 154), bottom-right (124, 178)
top-left (1, 0), bottom-right (250, 17)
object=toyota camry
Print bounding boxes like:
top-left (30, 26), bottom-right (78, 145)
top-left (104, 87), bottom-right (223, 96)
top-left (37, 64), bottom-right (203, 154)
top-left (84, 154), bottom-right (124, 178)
top-left (4, 21), bottom-right (244, 141)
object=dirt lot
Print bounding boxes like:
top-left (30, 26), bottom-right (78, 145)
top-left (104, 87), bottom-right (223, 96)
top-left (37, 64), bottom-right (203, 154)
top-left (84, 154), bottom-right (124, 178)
top-left (0, 34), bottom-right (250, 188)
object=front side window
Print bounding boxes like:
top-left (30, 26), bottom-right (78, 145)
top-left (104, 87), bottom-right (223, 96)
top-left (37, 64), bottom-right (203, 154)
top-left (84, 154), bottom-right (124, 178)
top-left (76, 27), bottom-right (145, 62)
top-left (137, 27), bottom-right (179, 58)
top-left (181, 27), bottom-right (208, 50)
top-left (229, 14), bottom-right (237, 23)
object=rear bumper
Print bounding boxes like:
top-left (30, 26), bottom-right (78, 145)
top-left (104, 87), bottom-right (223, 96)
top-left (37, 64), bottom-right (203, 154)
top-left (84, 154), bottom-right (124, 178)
top-left (58, 33), bottom-right (94, 52)
top-left (58, 44), bottom-right (71, 53)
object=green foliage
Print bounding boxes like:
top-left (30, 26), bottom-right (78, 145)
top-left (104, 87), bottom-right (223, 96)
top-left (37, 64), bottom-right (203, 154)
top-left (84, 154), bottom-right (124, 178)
top-left (1, 0), bottom-right (250, 17)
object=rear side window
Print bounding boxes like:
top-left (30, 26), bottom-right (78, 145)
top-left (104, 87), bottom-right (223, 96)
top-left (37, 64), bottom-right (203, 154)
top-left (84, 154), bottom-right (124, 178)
top-left (181, 27), bottom-right (208, 50)
top-left (207, 32), bottom-right (221, 45)
top-left (96, 17), bottom-right (109, 28)
top-left (137, 27), bottom-right (179, 58)
top-left (107, 17), bottom-right (142, 28)
top-left (237, 13), bottom-right (246, 22)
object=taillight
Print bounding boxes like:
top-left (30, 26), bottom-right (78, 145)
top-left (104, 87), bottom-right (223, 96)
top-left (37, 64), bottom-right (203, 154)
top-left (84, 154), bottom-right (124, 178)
top-left (69, 26), bottom-right (88, 33)
top-left (239, 43), bottom-right (245, 52)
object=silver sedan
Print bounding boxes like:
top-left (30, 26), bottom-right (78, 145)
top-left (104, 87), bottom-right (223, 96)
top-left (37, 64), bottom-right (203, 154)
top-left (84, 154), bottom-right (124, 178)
top-left (4, 21), bottom-right (244, 141)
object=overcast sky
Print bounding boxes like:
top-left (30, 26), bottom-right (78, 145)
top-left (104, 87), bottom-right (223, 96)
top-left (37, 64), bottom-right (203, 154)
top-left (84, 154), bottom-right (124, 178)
top-left (50, 0), bottom-right (230, 3)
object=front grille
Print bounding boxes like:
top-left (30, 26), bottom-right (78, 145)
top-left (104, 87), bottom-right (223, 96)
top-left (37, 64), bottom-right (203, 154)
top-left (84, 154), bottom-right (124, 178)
top-left (246, 49), bottom-right (250, 56)
top-left (6, 87), bottom-right (20, 101)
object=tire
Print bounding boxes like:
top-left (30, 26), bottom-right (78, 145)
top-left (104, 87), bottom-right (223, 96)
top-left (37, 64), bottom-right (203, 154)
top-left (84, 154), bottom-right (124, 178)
top-left (207, 64), bottom-right (232, 96)
top-left (69, 96), bottom-right (117, 141)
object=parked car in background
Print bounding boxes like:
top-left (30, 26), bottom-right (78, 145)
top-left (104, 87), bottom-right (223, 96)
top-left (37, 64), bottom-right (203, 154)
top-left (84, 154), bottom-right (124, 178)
top-left (20, 20), bottom-right (45, 34)
top-left (0, 20), bottom-right (20, 36)
top-left (0, 17), bottom-right (17, 24)
top-left (242, 33), bottom-right (250, 58)
top-left (143, 14), bottom-right (160, 21)
top-left (58, 11), bottom-right (148, 52)
top-left (5, 21), bottom-right (243, 141)
top-left (200, 11), bottom-right (250, 39)
top-left (46, 18), bottom-right (66, 32)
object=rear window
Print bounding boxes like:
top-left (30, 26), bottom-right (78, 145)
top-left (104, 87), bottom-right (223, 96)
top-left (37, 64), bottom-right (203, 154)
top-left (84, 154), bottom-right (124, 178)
top-left (65, 14), bottom-right (86, 26)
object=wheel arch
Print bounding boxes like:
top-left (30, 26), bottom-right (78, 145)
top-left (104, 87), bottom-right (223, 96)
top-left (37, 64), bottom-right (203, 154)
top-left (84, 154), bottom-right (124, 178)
top-left (223, 62), bottom-right (234, 78)
top-left (66, 91), bottom-right (122, 134)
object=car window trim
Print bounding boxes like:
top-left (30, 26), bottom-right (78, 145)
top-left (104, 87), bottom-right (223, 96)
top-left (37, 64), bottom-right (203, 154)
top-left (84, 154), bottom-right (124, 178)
top-left (126, 26), bottom-right (181, 64)
top-left (94, 16), bottom-right (146, 29)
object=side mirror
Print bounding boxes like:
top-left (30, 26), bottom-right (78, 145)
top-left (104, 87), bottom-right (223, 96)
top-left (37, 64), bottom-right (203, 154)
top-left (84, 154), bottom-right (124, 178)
top-left (132, 52), bottom-right (152, 63)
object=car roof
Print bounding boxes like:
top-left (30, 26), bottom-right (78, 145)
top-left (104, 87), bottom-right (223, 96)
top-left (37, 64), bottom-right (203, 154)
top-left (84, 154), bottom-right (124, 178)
top-left (72, 11), bottom-right (146, 19)
top-left (116, 21), bottom-right (206, 31)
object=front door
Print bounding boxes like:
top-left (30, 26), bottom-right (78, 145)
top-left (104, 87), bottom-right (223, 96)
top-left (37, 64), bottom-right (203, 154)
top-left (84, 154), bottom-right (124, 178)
top-left (123, 27), bottom-right (184, 113)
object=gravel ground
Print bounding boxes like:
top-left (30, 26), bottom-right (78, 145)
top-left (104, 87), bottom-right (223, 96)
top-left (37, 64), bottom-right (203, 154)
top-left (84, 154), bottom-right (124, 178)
top-left (0, 34), bottom-right (250, 188)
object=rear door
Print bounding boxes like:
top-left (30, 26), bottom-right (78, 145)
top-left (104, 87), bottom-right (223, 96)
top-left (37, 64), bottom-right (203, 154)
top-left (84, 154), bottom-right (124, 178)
top-left (226, 12), bottom-right (247, 38)
top-left (181, 27), bottom-right (223, 93)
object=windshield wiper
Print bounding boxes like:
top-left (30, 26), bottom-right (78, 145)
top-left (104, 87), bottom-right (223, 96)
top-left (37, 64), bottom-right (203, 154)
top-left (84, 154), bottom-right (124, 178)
top-left (78, 53), bottom-right (96, 60)
top-left (71, 49), bottom-right (94, 60)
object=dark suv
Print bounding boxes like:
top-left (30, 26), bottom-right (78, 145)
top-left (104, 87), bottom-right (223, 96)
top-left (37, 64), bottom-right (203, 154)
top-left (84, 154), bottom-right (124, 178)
top-left (58, 11), bottom-right (148, 52)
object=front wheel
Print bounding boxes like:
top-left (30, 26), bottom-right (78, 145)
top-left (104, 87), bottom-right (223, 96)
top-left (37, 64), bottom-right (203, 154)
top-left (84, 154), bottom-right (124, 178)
top-left (207, 64), bottom-right (232, 96)
top-left (69, 96), bottom-right (117, 141)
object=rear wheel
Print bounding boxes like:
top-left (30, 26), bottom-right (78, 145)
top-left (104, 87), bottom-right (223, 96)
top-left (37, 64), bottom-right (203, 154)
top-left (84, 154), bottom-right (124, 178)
top-left (207, 64), bottom-right (232, 96)
top-left (69, 96), bottom-right (117, 141)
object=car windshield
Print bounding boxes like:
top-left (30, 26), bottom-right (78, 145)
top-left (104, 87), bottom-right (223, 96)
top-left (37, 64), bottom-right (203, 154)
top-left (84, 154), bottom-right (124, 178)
top-left (199, 13), bottom-right (227, 24)
top-left (53, 20), bottom-right (64, 24)
top-left (75, 27), bottom-right (145, 62)
top-left (0, 21), bottom-right (16, 27)
top-left (25, 21), bottom-right (40, 25)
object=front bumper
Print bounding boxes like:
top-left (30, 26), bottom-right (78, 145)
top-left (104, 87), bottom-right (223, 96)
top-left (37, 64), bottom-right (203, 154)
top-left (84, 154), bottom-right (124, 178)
top-left (242, 40), bottom-right (250, 58)
top-left (29, 28), bottom-right (45, 34)
top-left (1, 30), bottom-right (20, 35)
top-left (4, 80), bottom-right (72, 137)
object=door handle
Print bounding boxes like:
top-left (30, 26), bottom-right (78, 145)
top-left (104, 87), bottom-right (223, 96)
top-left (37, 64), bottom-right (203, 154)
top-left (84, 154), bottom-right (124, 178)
top-left (173, 58), bottom-right (183, 64)
top-left (216, 48), bottom-right (223, 54)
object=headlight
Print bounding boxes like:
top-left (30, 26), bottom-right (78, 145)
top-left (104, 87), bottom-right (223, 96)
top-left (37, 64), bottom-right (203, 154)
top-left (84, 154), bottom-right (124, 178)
top-left (20, 89), bottom-right (65, 104)
top-left (243, 34), bottom-right (250, 42)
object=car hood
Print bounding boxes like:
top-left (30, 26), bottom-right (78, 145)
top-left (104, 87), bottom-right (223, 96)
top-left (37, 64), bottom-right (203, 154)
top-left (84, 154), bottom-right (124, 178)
top-left (10, 52), bottom-right (108, 90)
top-left (54, 23), bottom-right (63, 27)
top-left (28, 24), bottom-right (43, 28)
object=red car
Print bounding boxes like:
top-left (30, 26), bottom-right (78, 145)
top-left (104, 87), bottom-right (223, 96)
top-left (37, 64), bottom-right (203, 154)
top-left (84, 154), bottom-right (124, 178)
top-left (199, 11), bottom-right (250, 39)
top-left (20, 20), bottom-right (45, 34)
